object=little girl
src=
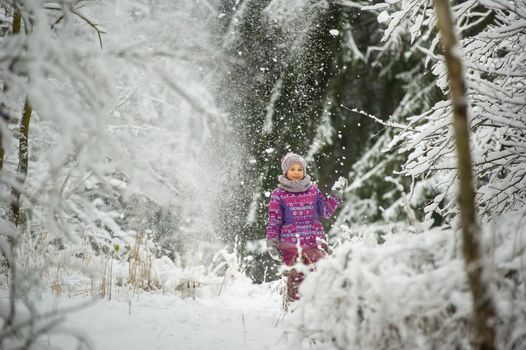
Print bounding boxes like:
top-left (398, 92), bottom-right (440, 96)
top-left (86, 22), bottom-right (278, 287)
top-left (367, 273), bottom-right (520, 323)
top-left (266, 152), bottom-right (347, 301)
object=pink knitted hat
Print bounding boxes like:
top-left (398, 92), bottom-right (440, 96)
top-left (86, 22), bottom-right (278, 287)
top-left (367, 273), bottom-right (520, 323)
top-left (281, 152), bottom-right (307, 176)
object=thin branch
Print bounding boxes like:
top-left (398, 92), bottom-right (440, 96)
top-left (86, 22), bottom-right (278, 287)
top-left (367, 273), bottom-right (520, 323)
top-left (340, 105), bottom-right (418, 132)
top-left (72, 9), bottom-right (105, 50)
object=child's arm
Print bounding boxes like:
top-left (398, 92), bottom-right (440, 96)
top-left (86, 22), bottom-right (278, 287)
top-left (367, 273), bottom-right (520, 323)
top-left (266, 190), bottom-right (283, 241)
top-left (316, 188), bottom-right (342, 219)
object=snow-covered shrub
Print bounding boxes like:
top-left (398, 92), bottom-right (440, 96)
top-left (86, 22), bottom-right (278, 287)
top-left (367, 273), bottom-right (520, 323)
top-left (116, 244), bottom-right (248, 298)
top-left (289, 210), bottom-right (526, 349)
top-left (1, 0), bottom-right (238, 346)
top-left (1, 0), bottom-right (234, 261)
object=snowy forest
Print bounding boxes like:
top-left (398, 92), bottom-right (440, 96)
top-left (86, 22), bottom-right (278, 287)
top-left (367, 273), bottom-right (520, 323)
top-left (0, 0), bottom-right (525, 349)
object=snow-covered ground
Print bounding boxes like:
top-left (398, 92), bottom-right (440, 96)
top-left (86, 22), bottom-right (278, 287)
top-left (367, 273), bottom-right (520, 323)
top-left (38, 279), bottom-right (291, 350)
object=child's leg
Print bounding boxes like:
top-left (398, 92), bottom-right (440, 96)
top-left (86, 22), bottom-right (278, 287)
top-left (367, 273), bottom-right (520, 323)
top-left (289, 248), bottom-right (326, 299)
top-left (280, 247), bottom-right (325, 301)
top-left (287, 268), bottom-right (302, 301)
top-left (280, 247), bottom-right (299, 266)
top-left (279, 247), bottom-right (301, 301)
top-left (301, 247), bottom-right (326, 265)
top-left (289, 248), bottom-right (325, 300)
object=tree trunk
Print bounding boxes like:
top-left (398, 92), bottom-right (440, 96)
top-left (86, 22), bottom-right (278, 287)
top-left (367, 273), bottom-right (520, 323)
top-left (0, 11), bottom-right (22, 172)
top-left (432, 0), bottom-right (497, 349)
top-left (6, 7), bottom-right (33, 226)
top-left (9, 98), bottom-right (32, 226)
top-left (0, 115), bottom-right (4, 172)
top-left (3, 9), bottom-right (24, 331)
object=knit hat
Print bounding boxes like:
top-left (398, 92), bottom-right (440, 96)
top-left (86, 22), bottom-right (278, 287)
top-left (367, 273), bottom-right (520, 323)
top-left (281, 152), bottom-right (307, 176)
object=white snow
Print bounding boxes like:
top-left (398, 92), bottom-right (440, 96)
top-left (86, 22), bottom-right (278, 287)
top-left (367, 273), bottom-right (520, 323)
top-left (377, 10), bottom-right (390, 23)
top-left (330, 176), bottom-right (348, 193)
top-left (6, 280), bottom-right (291, 350)
top-left (290, 211), bottom-right (526, 348)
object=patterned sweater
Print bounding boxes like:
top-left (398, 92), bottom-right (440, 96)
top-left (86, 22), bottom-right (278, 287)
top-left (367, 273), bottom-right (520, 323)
top-left (266, 185), bottom-right (342, 249)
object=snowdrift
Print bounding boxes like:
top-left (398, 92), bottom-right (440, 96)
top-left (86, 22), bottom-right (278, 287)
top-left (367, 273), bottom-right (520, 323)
top-left (289, 211), bottom-right (526, 349)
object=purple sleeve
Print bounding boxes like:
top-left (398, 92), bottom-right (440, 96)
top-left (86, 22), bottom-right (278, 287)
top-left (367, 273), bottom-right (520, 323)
top-left (316, 188), bottom-right (342, 219)
top-left (266, 190), bottom-right (283, 241)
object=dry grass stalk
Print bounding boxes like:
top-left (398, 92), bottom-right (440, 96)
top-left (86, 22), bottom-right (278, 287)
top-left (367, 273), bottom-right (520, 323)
top-left (50, 280), bottom-right (63, 296)
top-left (128, 233), bottom-right (158, 292)
top-left (128, 233), bottom-right (142, 290)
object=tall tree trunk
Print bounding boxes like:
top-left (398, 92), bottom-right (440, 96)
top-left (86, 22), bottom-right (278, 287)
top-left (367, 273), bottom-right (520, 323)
top-left (4, 9), bottom-right (25, 331)
top-left (432, 0), bottom-right (497, 349)
top-left (8, 8), bottom-right (33, 227)
top-left (0, 11), bottom-right (22, 172)
top-left (0, 111), bottom-right (5, 172)
top-left (9, 98), bottom-right (32, 226)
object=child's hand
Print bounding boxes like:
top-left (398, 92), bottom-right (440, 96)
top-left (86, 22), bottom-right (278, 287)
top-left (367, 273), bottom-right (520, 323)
top-left (266, 239), bottom-right (282, 262)
top-left (331, 176), bottom-right (348, 199)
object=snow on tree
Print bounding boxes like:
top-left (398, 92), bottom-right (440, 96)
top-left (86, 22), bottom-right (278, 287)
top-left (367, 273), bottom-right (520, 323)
top-left (372, 0), bottom-right (526, 222)
top-left (0, 0), bottom-right (236, 346)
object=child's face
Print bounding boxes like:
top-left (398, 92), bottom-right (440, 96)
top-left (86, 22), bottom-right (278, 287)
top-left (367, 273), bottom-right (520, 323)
top-left (286, 163), bottom-right (304, 181)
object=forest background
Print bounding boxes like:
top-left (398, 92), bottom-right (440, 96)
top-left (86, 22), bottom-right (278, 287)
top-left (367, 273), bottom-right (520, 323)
top-left (0, 0), bottom-right (525, 349)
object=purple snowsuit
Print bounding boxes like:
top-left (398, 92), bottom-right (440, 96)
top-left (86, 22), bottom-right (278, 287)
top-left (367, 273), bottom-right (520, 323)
top-left (266, 184), bottom-right (341, 249)
top-left (266, 185), bottom-right (342, 300)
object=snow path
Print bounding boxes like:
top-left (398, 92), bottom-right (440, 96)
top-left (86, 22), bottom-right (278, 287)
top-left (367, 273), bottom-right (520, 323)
top-left (45, 279), bottom-right (292, 350)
